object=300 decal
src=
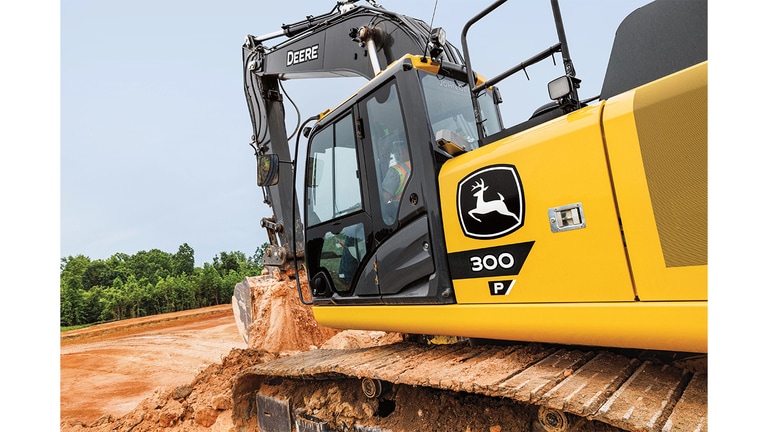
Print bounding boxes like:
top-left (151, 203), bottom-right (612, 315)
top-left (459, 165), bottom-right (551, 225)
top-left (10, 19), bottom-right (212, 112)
top-left (446, 241), bottom-right (533, 279)
top-left (470, 252), bottom-right (515, 272)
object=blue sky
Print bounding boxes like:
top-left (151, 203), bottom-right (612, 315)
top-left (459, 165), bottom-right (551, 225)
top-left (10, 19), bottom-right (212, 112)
top-left (55, 0), bottom-right (655, 267)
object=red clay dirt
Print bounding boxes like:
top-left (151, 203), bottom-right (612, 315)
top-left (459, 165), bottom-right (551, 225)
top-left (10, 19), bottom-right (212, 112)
top-left (60, 272), bottom-right (399, 432)
top-left (59, 272), bottom-right (702, 432)
top-left (60, 304), bottom-right (248, 429)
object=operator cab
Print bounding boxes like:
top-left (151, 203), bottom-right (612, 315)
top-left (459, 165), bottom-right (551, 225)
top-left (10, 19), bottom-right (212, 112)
top-left (303, 55), bottom-right (502, 305)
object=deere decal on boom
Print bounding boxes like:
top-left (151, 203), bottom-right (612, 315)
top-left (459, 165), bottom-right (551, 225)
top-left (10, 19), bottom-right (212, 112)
top-left (232, 0), bottom-right (707, 430)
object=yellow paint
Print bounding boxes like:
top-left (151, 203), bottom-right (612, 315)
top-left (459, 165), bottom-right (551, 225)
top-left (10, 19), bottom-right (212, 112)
top-left (313, 301), bottom-right (707, 353)
top-left (405, 54), bottom-right (489, 86)
top-left (439, 105), bottom-right (635, 304)
top-left (602, 62), bottom-right (708, 300)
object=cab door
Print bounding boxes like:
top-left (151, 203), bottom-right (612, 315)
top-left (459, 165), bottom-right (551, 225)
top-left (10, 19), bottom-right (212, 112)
top-left (305, 77), bottom-right (440, 304)
top-left (304, 112), bottom-right (375, 299)
top-left (357, 79), bottom-right (436, 299)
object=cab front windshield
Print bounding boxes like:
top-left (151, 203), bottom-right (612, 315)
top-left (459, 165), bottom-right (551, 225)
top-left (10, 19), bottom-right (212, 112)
top-left (420, 72), bottom-right (502, 151)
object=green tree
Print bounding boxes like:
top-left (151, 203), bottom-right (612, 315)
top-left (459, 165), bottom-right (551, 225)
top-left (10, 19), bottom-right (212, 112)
top-left (126, 249), bottom-right (173, 285)
top-left (221, 269), bottom-right (244, 302)
top-left (60, 285), bottom-right (83, 326)
top-left (61, 246), bottom-right (268, 326)
top-left (81, 260), bottom-right (119, 290)
top-left (99, 279), bottom-right (130, 321)
top-left (154, 276), bottom-right (175, 314)
top-left (81, 286), bottom-right (105, 324)
top-left (195, 263), bottom-right (223, 306)
top-left (172, 243), bottom-right (195, 276)
top-left (126, 276), bottom-right (152, 318)
top-left (60, 255), bottom-right (91, 326)
top-left (212, 251), bottom-right (240, 277)
top-left (248, 243), bottom-right (268, 274)
top-left (61, 255), bottom-right (90, 285)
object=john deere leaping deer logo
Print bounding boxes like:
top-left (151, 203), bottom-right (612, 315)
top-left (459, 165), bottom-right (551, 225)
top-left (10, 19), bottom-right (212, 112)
top-left (468, 178), bottom-right (520, 223)
top-left (457, 165), bottom-right (524, 239)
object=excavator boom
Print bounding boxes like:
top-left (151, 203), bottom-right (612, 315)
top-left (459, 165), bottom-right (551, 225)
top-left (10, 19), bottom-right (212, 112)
top-left (242, 0), bottom-right (463, 268)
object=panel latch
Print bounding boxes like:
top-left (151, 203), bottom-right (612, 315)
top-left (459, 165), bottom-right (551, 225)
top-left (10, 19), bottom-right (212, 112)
top-left (548, 202), bottom-right (586, 233)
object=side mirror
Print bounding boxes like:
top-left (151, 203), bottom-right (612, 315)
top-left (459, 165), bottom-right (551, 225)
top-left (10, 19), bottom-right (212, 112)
top-left (257, 154), bottom-right (280, 186)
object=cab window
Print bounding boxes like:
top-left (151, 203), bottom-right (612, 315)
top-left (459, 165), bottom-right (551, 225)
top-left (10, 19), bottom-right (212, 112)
top-left (420, 72), bottom-right (502, 149)
top-left (305, 114), bottom-right (362, 226)
top-left (365, 82), bottom-right (411, 225)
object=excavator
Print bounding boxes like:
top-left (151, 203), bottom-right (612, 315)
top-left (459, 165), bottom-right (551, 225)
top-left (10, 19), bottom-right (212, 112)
top-left (231, 0), bottom-right (707, 431)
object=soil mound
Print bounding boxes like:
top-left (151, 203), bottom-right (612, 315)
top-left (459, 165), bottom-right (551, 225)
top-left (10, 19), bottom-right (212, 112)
top-left (61, 348), bottom-right (275, 432)
top-left (61, 272), bottom-right (401, 431)
top-left (239, 270), bottom-right (342, 353)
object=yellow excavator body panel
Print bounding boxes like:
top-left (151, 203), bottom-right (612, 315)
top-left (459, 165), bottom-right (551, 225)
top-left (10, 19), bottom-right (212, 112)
top-left (603, 62), bottom-right (708, 301)
top-left (313, 301), bottom-right (706, 353)
top-left (312, 62), bottom-right (708, 354)
top-left (440, 103), bottom-right (635, 305)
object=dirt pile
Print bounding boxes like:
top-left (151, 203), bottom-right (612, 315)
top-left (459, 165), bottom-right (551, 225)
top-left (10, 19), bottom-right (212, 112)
top-left (238, 269), bottom-right (342, 353)
top-left (61, 348), bottom-right (275, 432)
top-left (61, 271), bottom-right (404, 432)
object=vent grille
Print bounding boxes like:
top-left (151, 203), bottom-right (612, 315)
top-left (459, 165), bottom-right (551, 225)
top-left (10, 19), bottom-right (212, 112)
top-left (634, 71), bottom-right (707, 267)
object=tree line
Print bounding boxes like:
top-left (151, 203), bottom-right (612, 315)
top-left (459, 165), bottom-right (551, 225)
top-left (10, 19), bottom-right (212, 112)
top-left (60, 243), bottom-right (267, 327)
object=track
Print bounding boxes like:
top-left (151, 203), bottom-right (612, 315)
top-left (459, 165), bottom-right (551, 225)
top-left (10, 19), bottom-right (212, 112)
top-left (232, 341), bottom-right (707, 432)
